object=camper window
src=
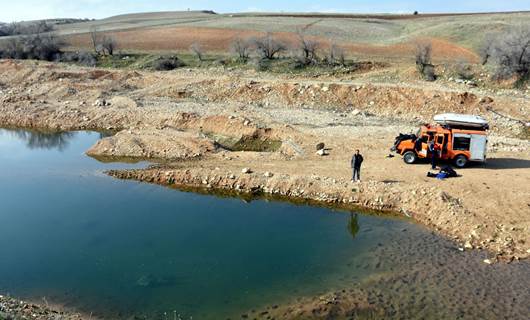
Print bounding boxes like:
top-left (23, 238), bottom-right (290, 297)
top-left (453, 137), bottom-right (471, 151)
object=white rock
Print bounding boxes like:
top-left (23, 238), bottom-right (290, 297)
top-left (483, 259), bottom-right (493, 265)
top-left (242, 168), bottom-right (252, 174)
top-left (264, 171), bottom-right (273, 178)
top-left (316, 149), bottom-right (327, 156)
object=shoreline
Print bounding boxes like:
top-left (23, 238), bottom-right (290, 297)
top-left (0, 60), bottom-right (528, 262)
top-left (1, 59), bottom-right (529, 318)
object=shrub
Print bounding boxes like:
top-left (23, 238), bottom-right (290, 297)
top-left (152, 56), bottom-right (186, 71)
top-left (0, 21), bottom-right (53, 37)
top-left (296, 32), bottom-right (319, 65)
top-left (415, 42), bottom-right (436, 81)
top-left (482, 27), bottom-right (530, 84)
top-left (455, 60), bottom-right (474, 80)
top-left (324, 42), bottom-right (345, 66)
top-left (58, 51), bottom-right (97, 67)
top-left (230, 37), bottom-right (251, 62)
top-left (0, 33), bottom-right (63, 61)
top-left (190, 42), bottom-right (204, 62)
top-left (101, 36), bottom-right (117, 56)
top-left (89, 26), bottom-right (117, 56)
top-left (250, 57), bottom-right (271, 71)
top-left (252, 33), bottom-right (286, 60)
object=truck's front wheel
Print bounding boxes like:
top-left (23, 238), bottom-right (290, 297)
top-left (403, 151), bottom-right (417, 164)
top-left (454, 155), bottom-right (468, 168)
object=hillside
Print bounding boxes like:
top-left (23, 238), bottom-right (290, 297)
top-left (58, 10), bottom-right (530, 61)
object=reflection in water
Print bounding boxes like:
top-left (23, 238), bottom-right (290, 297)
top-left (347, 213), bottom-right (359, 239)
top-left (2, 129), bottom-right (76, 151)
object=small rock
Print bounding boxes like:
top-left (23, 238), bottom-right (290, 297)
top-left (316, 149), bottom-right (328, 156)
top-left (316, 142), bottom-right (325, 151)
top-left (464, 241), bottom-right (473, 249)
top-left (264, 171), bottom-right (273, 178)
top-left (228, 174), bottom-right (236, 179)
top-left (483, 259), bottom-right (493, 265)
top-left (242, 168), bottom-right (252, 174)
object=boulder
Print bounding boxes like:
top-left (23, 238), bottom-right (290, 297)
top-left (242, 168), bottom-right (252, 174)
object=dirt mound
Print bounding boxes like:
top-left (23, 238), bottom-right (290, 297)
top-left (86, 128), bottom-right (217, 160)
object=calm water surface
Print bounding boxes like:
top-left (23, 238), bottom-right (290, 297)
top-left (1, 129), bottom-right (528, 320)
top-left (0, 129), bottom-right (416, 319)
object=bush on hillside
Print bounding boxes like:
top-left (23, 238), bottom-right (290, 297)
top-left (0, 21), bottom-right (53, 37)
top-left (482, 27), bottom-right (530, 84)
top-left (415, 42), bottom-right (436, 81)
top-left (252, 33), bottom-right (286, 60)
top-left (152, 56), bottom-right (186, 71)
top-left (455, 60), bottom-right (474, 80)
top-left (58, 51), bottom-right (97, 67)
top-left (296, 31), bottom-right (319, 65)
top-left (230, 37), bottom-right (251, 62)
top-left (0, 33), bottom-right (63, 61)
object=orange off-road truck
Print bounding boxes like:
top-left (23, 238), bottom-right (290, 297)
top-left (391, 114), bottom-right (489, 168)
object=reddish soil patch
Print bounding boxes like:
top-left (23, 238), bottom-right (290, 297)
top-left (66, 26), bottom-right (478, 62)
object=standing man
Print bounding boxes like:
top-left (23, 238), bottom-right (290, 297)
top-left (428, 140), bottom-right (438, 169)
top-left (351, 150), bottom-right (364, 182)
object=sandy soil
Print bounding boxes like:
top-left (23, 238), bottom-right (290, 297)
top-left (0, 59), bottom-right (528, 262)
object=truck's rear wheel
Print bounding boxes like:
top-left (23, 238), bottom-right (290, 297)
top-left (403, 151), bottom-right (417, 164)
top-left (454, 155), bottom-right (468, 168)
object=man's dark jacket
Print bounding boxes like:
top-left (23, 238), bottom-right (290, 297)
top-left (351, 154), bottom-right (364, 168)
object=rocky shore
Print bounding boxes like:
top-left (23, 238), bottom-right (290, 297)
top-left (0, 295), bottom-right (88, 320)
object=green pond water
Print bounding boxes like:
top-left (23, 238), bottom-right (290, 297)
top-left (0, 129), bottom-right (528, 320)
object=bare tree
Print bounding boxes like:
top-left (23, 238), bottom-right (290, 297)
top-left (479, 33), bottom-right (498, 65)
top-left (190, 42), bottom-right (204, 61)
top-left (101, 35), bottom-right (117, 55)
top-left (89, 26), bottom-right (100, 54)
top-left (325, 42), bottom-right (345, 66)
top-left (483, 26), bottom-right (530, 82)
top-left (231, 37), bottom-right (251, 61)
top-left (415, 42), bottom-right (435, 81)
top-left (88, 26), bottom-right (117, 56)
top-left (252, 32), bottom-right (286, 60)
top-left (296, 31), bottom-right (319, 65)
